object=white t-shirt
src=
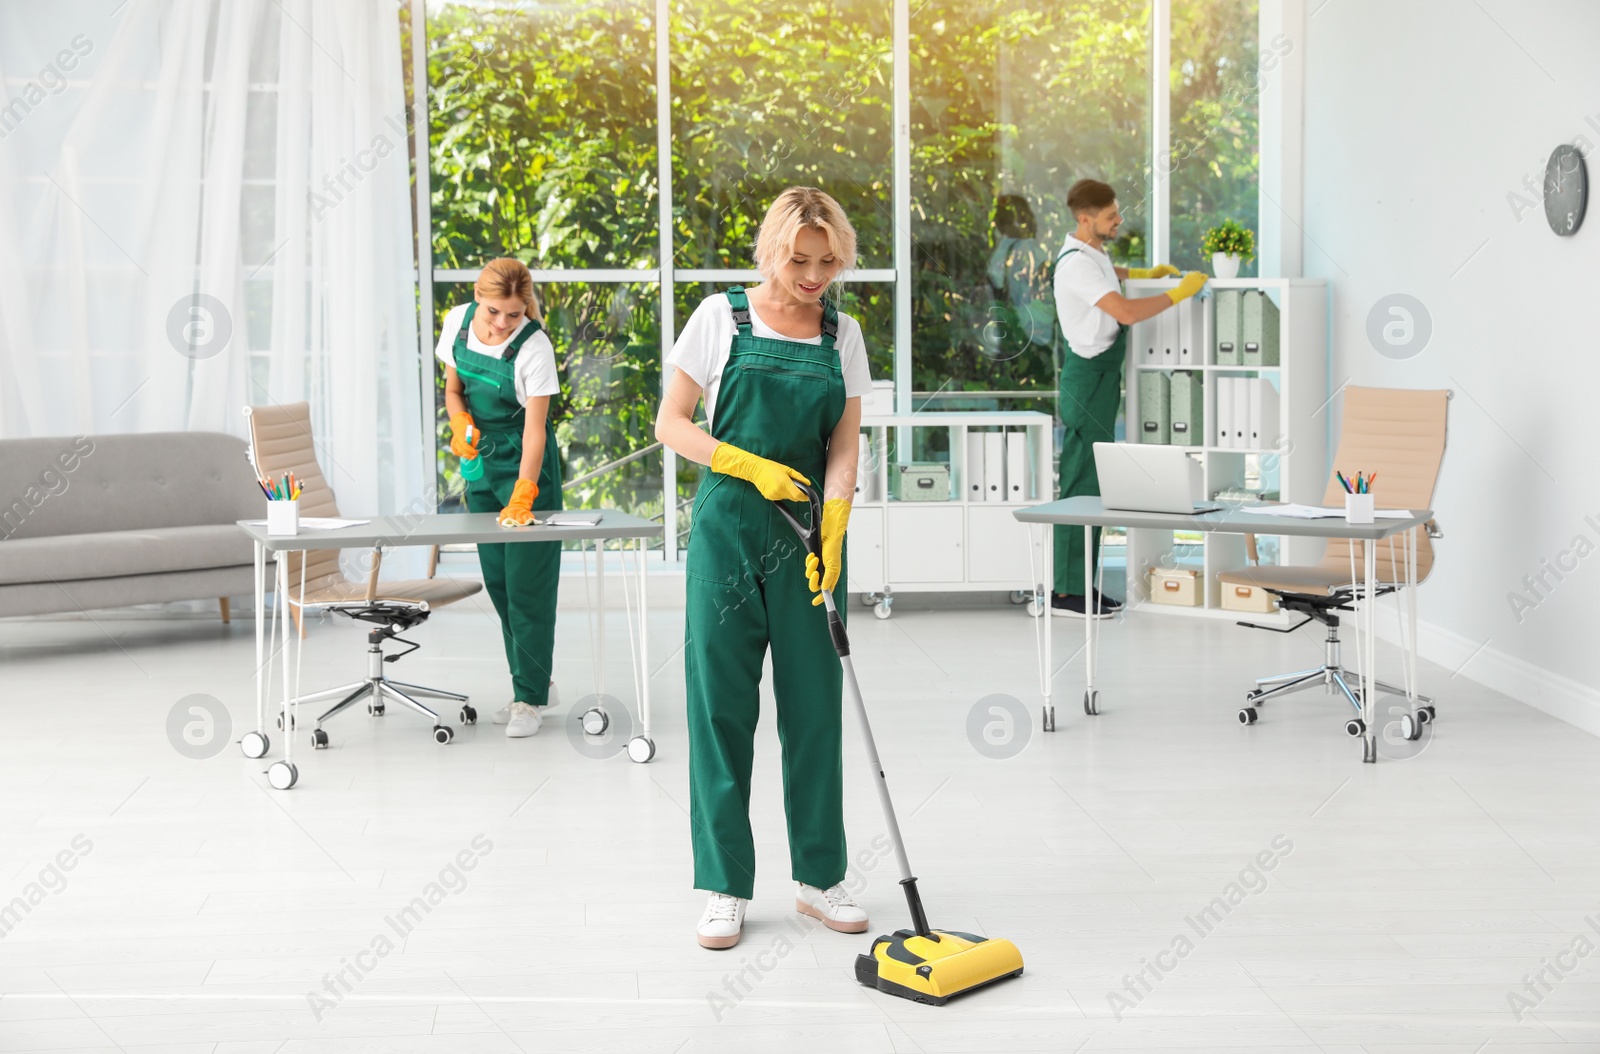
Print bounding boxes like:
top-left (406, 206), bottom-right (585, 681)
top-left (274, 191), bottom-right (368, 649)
top-left (435, 303), bottom-right (560, 404)
top-left (1052, 234), bottom-right (1123, 358)
top-left (667, 293), bottom-right (874, 430)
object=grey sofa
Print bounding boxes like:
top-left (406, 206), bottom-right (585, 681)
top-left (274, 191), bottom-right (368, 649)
top-left (0, 432), bottom-right (265, 619)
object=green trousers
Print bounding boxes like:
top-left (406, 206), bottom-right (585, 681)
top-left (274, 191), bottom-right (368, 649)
top-left (684, 476), bottom-right (847, 900)
top-left (1054, 330), bottom-right (1126, 595)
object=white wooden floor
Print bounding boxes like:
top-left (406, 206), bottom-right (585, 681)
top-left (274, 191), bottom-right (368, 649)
top-left (2, 581), bottom-right (1598, 1053)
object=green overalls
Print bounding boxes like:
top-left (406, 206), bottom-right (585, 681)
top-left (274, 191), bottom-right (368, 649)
top-left (1053, 246), bottom-right (1127, 596)
top-left (684, 288), bottom-right (848, 901)
top-left (453, 303), bottom-right (564, 707)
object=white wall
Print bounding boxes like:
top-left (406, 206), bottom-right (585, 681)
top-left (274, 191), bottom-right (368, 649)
top-left (1303, 0), bottom-right (1600, 731)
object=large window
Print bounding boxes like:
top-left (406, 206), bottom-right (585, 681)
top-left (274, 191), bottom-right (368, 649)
top-left (417, 0), bottom-right (1260, 558)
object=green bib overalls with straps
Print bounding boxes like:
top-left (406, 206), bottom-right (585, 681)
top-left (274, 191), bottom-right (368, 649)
top-left (683, 287), bottom-right (849, 900)
top-left (454, 302), bottom-right (564, 707)
top-left (1053, 246), bottom-right (1127, 596)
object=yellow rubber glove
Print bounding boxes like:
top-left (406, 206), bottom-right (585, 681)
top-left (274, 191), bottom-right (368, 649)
top-left (806, 499), bottom-right (851, 605)
top-left (1127, 264), bottom-right (1180, 279)
top-left (498, 479), bottom-right (538, 527)
top-left (1165, 271), bottom-right (1208, 305)
top-left (449, 411), bottom-right (478, 459)
top-left (710, 442), bottom-right (810, 503)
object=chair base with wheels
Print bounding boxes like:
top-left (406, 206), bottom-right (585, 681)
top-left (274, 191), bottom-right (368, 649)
top-left (292, 601), bottom-right (476, 748)
top-left (1232, 587), bottom-right (1434, 740)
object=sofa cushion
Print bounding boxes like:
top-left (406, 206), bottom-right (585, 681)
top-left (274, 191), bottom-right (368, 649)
top-left (0, 525), bottom-right (256, 586)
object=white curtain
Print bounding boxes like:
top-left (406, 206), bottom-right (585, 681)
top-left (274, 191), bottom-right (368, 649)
top-left (0, 0), bottom-right (425, 523)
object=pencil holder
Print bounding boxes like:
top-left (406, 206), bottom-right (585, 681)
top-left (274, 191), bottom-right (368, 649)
top-left (266, 499), bottom-right (300, 537)
top-left (1344, 493), bottom-right (1374, 524)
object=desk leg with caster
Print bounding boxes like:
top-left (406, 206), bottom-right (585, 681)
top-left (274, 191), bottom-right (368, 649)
top-left (628, 535), bottom-right (655, 763)
top-left (267, 552), bottom-right (301, 789)
top-left (241, 541), bottom-right (271, 760)
top-left (1361, 542), bottom-right (1378, 764)
top-left (1082, 523), bottom-right (1099, 717)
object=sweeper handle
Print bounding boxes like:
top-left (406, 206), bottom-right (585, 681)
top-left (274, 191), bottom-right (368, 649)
top-left (772, 481), bottom-right (932, 939)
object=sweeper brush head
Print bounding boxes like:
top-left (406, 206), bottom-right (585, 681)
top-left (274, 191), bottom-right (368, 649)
top-left (854, 928), bottom-right (1024, 1005)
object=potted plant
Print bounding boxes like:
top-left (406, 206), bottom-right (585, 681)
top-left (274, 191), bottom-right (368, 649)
top-left (1200, 220), bottom-right (1255, 279)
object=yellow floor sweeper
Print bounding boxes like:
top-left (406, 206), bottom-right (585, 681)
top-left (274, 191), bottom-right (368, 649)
top-left (775, 483), bottom-right (1025, 1005)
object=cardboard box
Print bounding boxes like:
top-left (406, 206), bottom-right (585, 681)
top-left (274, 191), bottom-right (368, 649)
top-left (1147, 567), bottom-right (1201, 606)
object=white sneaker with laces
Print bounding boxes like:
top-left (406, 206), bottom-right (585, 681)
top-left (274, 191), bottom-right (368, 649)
top-left (505, 701), bottom-right (543, 738)
top-left (697, 893), bottom-right (747, 949)
top-left (494, 681), bottom-right (557, 725)
top-left (795, 882), bottom-right (869, 933)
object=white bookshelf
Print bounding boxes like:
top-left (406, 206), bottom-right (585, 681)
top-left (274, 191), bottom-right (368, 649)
top-left (1120, 277), bottom-right (1329, 617)
top-left (848, 411), bottom-right (1054, 619)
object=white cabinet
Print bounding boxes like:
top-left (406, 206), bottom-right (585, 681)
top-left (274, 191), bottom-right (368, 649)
top-left (1123, 278), bottom-right (1328, 616)
top-left (966, 505), bottom-right (1045, 584)
top-left (888, 506), bottom-right (963, 583)
top-left (850, 411), bottom-right (1053, 618)
top-left (845, 506), bottom-right (884, 593)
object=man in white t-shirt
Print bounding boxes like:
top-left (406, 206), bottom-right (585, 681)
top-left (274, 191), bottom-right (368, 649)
top-left (1051, 179), bottom-right (1206, 618)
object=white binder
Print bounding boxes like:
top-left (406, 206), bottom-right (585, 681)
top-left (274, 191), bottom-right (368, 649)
top-left (1006, 431), bottom-right (1027, 500)
top-left (1176, 299), bottom-right (1199, 366)
top-left (1139, 317), bottom-right (1160, 364)
top-left (855, 437), bottom-right (879, 502)
top-left (1232, 377), bottom-right (1252, 451)
top-left (1159, 305), bottom-right (1178, 365)
top-left (1216, 375), bottom-right (1234, 449)
top-left (964, 431), bottom-right (985, 502)
top-left (1249, 378), bottom-right (1281, 450)
top-left (984, 431), bottom-right (1005, 502)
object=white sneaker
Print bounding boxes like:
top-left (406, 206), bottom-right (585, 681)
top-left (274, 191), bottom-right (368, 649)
top-left (505, 702), bottom-right (543, 738)
top-left (796, 882), bottom-right (869, 933)
top-left (697, 893), bottom-right (747, 949)
top-left (494, 682), bottom-right (557, 725)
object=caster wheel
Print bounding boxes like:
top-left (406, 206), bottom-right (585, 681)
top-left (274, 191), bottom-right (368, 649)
top-left (861, 592), bottom-right (878, 608)
top-left (460, 705), bottom-right (477, 725)
top-left (1237, 707), bottom-right (1258, 725)
top-left (1042, 705), bottom-right (1056, 732)
top-left (311, 729), bottom-right (329, 750)
top-left (581, 707), bottom-right (609, 736)
top-left (1400, 713), bottom-right (1423, 741)
top-left (267, 761), bottom-right (298, 790)
top-left (1083, 690), bottom-right (1100, 716)
top-left (1246, 689), bottom-right (1264, 703)
top-left (433, 725), bottom-right (454, 745)
top-left (239, 731), bottom-right (269, 759)
top-left (874, 600), bottom-right (892, 620)
top-left (1418, 705), bottom-right (1436, 723)
top-left (275, 713), bottom-right (295, 731)
top-left (627, 736), bottom-right (656, 763)
top-left (1344, 718), bottom-right (1366, 738)
top-left (1009, 589), bottom-right (1028, 605)
top-left (367, 702), bottom-right (385, 717)
top-left (1027, 595), bottom-right (1045, 618)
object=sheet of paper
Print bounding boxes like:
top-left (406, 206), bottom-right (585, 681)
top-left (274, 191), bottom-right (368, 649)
top-left (542, 512), bottom-right (603, 526)
top-left (1241, 503), bottom-right (1414, 520)
top-left (245, 517), bottom-right (369, 529)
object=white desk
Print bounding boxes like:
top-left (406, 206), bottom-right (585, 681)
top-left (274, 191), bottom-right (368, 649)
top-left (236, 511), bottom-right (662, 788)
top-left (1014, 497), bottom-right (1434, 763)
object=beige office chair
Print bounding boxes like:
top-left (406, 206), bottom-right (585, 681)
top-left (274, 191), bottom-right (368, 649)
top-left (1221, 386), bottom-right (1448, 737)
top-left (245, 402), bottom-right (484, 746)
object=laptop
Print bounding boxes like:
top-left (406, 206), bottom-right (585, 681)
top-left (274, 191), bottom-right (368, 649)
top-left (1093, 442), bottom-right (1223, 515)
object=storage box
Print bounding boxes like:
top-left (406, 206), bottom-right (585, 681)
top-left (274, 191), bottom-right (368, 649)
top-left (1221, 581), bottom-right (1280, 613)
top-left (892, 462), bottom-right (951, 502)
top-left (1147, 567), bottom-right (1200, 606)
top-left (1169, 370), bottom-right (1203, 447)
top-left (1137, 371), bottom-right (1171, 445)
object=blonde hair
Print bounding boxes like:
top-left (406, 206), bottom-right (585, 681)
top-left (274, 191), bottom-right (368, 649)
top-left (475, 257), bottom-right (538, 316)
top-left (753, 187), bottom-right (858, 280)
